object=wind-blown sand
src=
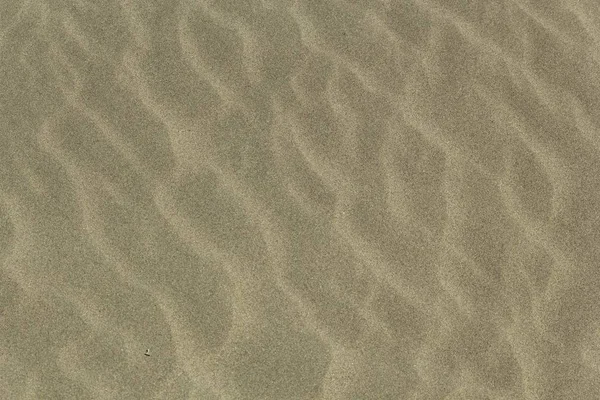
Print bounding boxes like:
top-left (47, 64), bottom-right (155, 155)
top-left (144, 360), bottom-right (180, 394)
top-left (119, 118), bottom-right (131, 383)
top-left (1, 0), bottom-right (600, 398)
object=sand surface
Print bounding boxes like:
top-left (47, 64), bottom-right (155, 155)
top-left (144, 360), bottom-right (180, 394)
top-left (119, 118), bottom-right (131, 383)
top-left (1, 0), bottom-right (600, 399)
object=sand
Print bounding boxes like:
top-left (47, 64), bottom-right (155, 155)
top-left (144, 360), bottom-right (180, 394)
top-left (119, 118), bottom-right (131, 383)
top-left (1, 0), bottom-right (600, 399)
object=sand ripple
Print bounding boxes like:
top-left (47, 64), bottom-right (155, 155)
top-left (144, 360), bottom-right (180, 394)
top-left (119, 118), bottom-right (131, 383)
top-left (1, 0), bottom-right (600, 398)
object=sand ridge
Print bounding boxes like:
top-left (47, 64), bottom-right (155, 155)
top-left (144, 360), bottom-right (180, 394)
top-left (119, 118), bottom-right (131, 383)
top-left (1, 0), bottom-right (600, 398)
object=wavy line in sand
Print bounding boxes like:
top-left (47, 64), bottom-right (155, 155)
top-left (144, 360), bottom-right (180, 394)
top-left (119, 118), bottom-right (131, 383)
top-left (176, 1), bottom-right (254, 117)
top-left (267, 96), bottom-right (336, 220)
top-left (37, 110), bottom-right (234, 399)
top-left (474, 86), bottom-right (580, 305)
top-left (186, 161), bottom-right (383, 398)
top-left (0, 0), bottom-right (34, 51)
top-left (195, 0), bottom-right (264, 86)
top-left (279, 107), bottom-right (434, 317)
top-left (289, 0), bottom-right (400, 101)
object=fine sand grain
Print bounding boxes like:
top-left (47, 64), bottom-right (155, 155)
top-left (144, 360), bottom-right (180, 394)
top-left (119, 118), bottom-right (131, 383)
top-left (1, 0), bottom-right (600, 399)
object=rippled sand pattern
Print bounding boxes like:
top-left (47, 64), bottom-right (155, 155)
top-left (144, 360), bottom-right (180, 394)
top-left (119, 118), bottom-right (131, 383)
top-left (2, 0), bottom-right (600, 398)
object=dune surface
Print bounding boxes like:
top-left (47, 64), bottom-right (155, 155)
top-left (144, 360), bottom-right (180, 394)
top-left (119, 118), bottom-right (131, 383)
top-left (1, 0), bottom-right (600, 398)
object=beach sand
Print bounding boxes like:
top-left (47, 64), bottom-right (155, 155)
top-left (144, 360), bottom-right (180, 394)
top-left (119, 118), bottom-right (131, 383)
top-left (1, 0), bottom-right (600, 398)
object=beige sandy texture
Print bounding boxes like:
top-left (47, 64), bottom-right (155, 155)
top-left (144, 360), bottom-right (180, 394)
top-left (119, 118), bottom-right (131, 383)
top-left (1, 0), bottom-right (600, 399)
